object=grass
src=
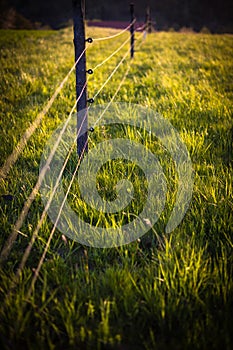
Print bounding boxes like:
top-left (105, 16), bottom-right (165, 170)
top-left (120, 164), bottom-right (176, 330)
top-left (0, 27), bottom-right (233, 349)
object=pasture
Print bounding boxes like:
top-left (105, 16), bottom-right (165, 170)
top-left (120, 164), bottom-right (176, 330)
top-left (0, 27), bottom-right (232, 349)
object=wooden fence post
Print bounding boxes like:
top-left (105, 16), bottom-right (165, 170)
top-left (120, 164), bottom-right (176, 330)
top-left (73, 0), bottom-right (88, 158)
top-left (130, 3), bottom-right (135, 59)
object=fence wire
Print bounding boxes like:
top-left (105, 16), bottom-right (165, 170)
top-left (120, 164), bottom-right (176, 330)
top-left (92, 19), bottom-right (136, 41)
top-left (0, 80), bottom-right (87, 262)
top-left (26, 58), bottom-right (135, 296)
top-left (26, 30), bottom-right (148, 293)
top-left (1, 22), bottom-right (148, 294)
top-left (12, 42), bottom-right (134, 272)
top-left (0, 48), bottom-right (88, 183)
top-left (93, 35), bottom-right (131, 71)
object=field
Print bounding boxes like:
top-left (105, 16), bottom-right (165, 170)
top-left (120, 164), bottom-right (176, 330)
top-left (0, 27), bottom-right (233, 349)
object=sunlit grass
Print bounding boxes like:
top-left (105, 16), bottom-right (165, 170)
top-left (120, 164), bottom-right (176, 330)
top-left (0, 27), bottom-right (232, 349)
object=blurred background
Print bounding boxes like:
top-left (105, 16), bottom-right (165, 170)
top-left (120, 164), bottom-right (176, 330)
top-left (0, 0), bottom-right (233, 33)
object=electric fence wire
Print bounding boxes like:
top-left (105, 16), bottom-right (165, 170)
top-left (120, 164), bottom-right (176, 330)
top-left (92, 19), bottom-right (136, 41)
top-left (15, 98), bottom-right (88, 278)
top-left (13, 39), bottom-right (136, 272)
top-left (93, 31), bottom-right (146, 128)
top-left (27, 57), bottom-right (135, 297)
top-left (137, 28), bottom-right (148, 48)
top-left (135, 23), bottom-right (147, 32)
top-left (0, 81), bottom-right (87, 263)
top-left (26, 30), bottom-right (147, 294)
top-left (93, 35), bottom-right (131, 71)
top-left (3, 28), bottom-right (146, 296)
top-left (0, 20), bottom-right (142, 184)
top-left (93, 47), bottom-right (131, 100)
top-left (27, 138), bottom-right (87, 298)
top-left (93, 28), bottom-right (146, 102)
top-left (16, 108), bottom-right (89, 279)
top-left (93, 64), bottom-right (131, 127)
top-left (0, 48), bottom-right (89, 183)
top-left (0, 22), bottom-right (139, 183)
top-left (0, 29), bottom-right (138, 263)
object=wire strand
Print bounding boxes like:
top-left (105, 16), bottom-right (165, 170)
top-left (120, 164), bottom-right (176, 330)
top-left (93, 35), bottom-right (131, 71)
top-left (93, 19), bottom-right (136, 41)
top-left (93, 46), bottom-right (131, 100)
top-left (135, 23), bottom-right (146, 32)
top-left (0, 48), bottom-right (87, 182)
top-left (16, 105), bottom-right (89, 276)
top-left (4, 29), bottom-right (145, 279)
top-left (93, 63), bottom-right (132, 127)
top-left (25, 28), bottom-right (148, 295)
top-left (0, 82), bottom-right (87, 263)
top-left (14, 50), bottom-right (130, 271)
top-left (27, 137), bottom-right (88, 298)
top-left (26, 57), bottom-right (134, 296)
top-left (136, 30), bottom-right (147, 49)
top-left (1, 45), bottom-right (129, 262)
top-left (16, 139), bottom-right (76, 277)
top-left (1, 30), bottom-right (146, 263)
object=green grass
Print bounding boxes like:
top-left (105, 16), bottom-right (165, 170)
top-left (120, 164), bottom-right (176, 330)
top-left (0, 27), bottom-right (233, 349)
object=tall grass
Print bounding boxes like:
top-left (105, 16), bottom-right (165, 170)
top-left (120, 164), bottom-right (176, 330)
top-left (0, 28), bottom-right (232, 349)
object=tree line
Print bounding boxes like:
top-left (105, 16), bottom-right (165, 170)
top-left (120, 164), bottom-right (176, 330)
top-left (1, 0), bottom-right (232, 32)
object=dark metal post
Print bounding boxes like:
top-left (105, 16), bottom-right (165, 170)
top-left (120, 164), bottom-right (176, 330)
top-left (148, 7), bottom-right (152, 33)
top-left (145, 6), bottom-right (149, 32)
top-left (73, 0), bottom-right (88, 157)
top-left (130, 3), bottom-right (135, 59)
top-left (146, 6), bottom-right (152, 33)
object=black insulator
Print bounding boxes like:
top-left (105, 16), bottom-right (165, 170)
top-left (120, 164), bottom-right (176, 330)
top-left (87, 98), bottom-right (94, 103)
top-left (86, 37), bottom-right (93, 43)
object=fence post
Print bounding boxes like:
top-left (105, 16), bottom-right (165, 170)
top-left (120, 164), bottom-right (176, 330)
top-left (148, 7), bottom-right (152, 33)
top-left (146, 6), bottom-right (152, 33)
top-left (145, 7), bottom-right (149, 33)
top-left (130, 3), bottom-right (135, 58)
top-left (73, 0), bottom-right (88, 158)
